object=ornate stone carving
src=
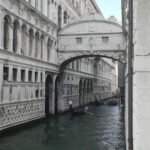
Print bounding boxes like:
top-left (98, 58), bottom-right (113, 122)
top-left (0, 100), bottom-right (45, 129)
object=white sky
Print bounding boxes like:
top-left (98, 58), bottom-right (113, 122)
top-left (95, 0), bottom-right (121, 22)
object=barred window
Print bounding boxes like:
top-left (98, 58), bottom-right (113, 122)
top-left (13, 68), bottom-right (17, 81)
top-left (3, 67), bottom-right (9, 81)
top-left (21, 69), bottom-right (25, 82)
top-left (76, 37), bottom-right (82, 44)
top-left (35, 72), bottom-right (38, 82)
top-left (28, 71), bottom-right (32, 82)
top-left (102, 36), bottom-right (109, 43)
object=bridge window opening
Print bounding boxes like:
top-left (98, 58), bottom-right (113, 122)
top-left (21, 69), bottom-right (25, 82)
top-left (3, 66), bottom-right (9, 81)
top-left (13, 68), bottom-right (17, 81)
top-left (102, 36), bottom-right (109, 43)
top-left (76, 37), bottom-right (82, 44)
top-left (28, 71), bottom-right (32, 82)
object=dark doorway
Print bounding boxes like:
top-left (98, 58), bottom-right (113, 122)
top-left (79, 80), bottom-right (82, 106)
top-left (45, 75), bottom-right (53, 117)
top-left (55, 76), bottom-right (59, 114)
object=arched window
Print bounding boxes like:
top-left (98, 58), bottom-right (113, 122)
top-left (64, 11), bottom-right (67, 24)
top-left (13, 20), bottom-right (19, 53)
top-left (29, 28), bottom-right (34, 56)
top-left (21, 25), bottom-right (27, 55)
top-left (47, 38), bottom-right (53, 61)
top-left (4, 15), bottom-right (11, 50)
top-left (41, 35), bottom-right (44, 60)
top-left (58, 5), bottom-right (62, 27)
top-left (35, 32), bottom-right (39, 58)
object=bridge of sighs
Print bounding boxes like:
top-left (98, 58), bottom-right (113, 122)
top-left (57, 15), bottom-right (126, 72)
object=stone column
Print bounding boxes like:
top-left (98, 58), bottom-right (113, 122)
top-left (17, 27), bottom-right (21, 54)
top-left (38, 70), bottom-right (41, 83)
top-left (25, 68), bottom-right (28, 82)
top-left (0, 61), bottom-right (3, 103)
top-left (49, 74), bottom-right (57, 115)
top-left (32, 69), bottom-right (35, 83)
top-left (31, 0), bottom-right (35, 7)
top-left (32, 35), bottom-right (35, 58)
top-left (9, 23), bottom-right (13, 52)
top-left (38, 37), bottom-right (41, 60)
top-left (25, 68), bottom-right (28, 100)
top-left (43, 0), bottom-right (48, 16)
top-left (26, 32), bottom-right (29, 57)
top-left (61, 7), bottom-right (64, 26)
top-left (37, 0), bottom-right (41, 11)
top-left (43, 37), bottom-right (47, 61)
top-left (8, 65), bottom-right (13, 81)
top-left (32, 69), bottom-right (35, 99)
top-left (17, 66), bottom-right (21, 82)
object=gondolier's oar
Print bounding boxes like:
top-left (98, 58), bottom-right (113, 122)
top-left (84, 110), bottom-right (95, 116)
top-left (75, 108), bottom-right (95, 116)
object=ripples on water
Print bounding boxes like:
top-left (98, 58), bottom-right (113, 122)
top-left (0, 105), bottom-right (126, 150)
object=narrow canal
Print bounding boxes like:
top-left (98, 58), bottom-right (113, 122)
top-left (0, 105), bottom-right (126, 150)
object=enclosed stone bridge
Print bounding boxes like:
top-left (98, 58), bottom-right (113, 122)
top-left (58, 17), bottom-right (126, 72)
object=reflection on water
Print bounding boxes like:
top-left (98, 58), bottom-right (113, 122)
top-left (0, 105), bottom-right (126, 150)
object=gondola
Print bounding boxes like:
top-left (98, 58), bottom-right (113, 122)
top-left (94, 100), bottom-right (104, 106)
top-left (70, 107), bottom-right (85, 116)
top-left (69, 105), bottom-right (85, 116)
top-left (107, 99), bottom-right (117, 106)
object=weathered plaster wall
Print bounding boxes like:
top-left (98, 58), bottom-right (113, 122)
top-left (133, 0), bottom-right (150, 149)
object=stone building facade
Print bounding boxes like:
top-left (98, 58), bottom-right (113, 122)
top-left (122, 0), bottom-right (150, 149)
top-left (0, 0), bottom-right (117, 131)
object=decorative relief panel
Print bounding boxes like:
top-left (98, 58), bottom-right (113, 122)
top-left (0, 100), bottom-right (45, 129)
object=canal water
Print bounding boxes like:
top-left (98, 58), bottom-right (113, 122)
top-left (0, 105), bottom-right (125, 150)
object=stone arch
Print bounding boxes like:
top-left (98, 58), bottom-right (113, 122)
top-left (21, 24), bottom-right (27, 55)
top-left (28, 28), bottom-right (34, 56)
top-left (35, 32), bottom-right (40, 58)
top-left (4, 15), bottom-right (11, 50)
top-left (45, 74), bottom-right (53, 117)
top-left (13, 20), bottom-right (20, 53)
top-left (59, 53), bottom-right (125, 73)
